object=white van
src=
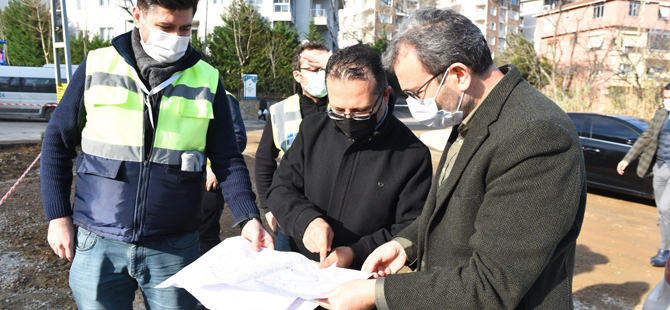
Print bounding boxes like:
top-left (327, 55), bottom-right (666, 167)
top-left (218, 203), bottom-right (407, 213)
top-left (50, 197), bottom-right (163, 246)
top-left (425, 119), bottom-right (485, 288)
top-left (0, 65), bottom-right (78, 121)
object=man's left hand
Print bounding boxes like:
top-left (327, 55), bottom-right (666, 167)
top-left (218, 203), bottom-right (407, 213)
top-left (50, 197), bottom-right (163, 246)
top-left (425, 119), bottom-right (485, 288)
top-left (241, 218), bottom-right (275, 251)
top-left (315, 279), bottom-right (376, 310)
top-left (320, 246), bottom-right (354, 269)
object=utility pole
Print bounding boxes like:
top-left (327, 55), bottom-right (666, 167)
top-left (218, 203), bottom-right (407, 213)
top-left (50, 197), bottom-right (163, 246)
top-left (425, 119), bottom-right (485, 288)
top-left (50, 0), bottom-right (73, 84)
top-left (203, 0), bottom-right (209, 55)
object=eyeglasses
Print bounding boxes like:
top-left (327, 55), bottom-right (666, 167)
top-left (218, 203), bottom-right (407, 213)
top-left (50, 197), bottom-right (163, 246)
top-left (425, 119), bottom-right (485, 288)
top-left (403, 73), bottom-right (441, 100)
top-left (327, 92), bottom-right (384, 121)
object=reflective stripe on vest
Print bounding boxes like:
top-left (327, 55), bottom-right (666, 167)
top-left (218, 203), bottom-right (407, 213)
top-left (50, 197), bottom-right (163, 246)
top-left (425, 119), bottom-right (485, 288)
top-left (269, 94), bottom-right (302, 152)
top-left (82, 46), bottom-right (218, 165)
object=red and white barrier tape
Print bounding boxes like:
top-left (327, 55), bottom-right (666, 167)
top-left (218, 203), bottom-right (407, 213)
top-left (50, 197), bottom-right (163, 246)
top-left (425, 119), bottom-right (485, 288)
top-left (0, 152), bottom-right (41, 206)
top-left (0, 103), bottom-right (57, 107)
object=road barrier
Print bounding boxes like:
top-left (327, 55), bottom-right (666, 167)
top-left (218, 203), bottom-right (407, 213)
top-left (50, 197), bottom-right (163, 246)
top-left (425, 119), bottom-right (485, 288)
top-left (0, 152), bottom-right (41, 206)
top-left (0, 103), bottom-right (57, 107)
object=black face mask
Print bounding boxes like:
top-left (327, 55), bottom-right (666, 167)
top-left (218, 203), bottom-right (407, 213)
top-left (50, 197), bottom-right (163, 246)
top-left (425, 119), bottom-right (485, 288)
top-left (332, 116), bottom-right (378, 141)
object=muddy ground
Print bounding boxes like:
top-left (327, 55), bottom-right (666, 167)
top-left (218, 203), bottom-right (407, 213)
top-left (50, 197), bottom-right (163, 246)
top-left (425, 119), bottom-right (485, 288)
top-left (0, 129), bottom-right (666, 309)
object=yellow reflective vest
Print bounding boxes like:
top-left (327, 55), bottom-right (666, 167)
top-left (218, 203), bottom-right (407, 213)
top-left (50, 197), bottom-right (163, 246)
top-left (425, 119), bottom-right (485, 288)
top-left (82, 46), bottom-right (217, 164)
top-left (269, 94), bottom-right (302, 152)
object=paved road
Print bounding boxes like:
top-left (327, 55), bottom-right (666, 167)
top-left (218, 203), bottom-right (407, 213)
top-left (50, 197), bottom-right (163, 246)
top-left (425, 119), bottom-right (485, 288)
top-left (0, 119), bottom-right (48, 143)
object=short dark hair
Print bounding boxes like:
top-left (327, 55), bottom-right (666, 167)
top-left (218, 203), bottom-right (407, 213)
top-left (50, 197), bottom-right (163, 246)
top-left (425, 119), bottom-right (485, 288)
top-left (291, 41), bottom-right (329, 71)
top-left (325, 44), bottom-right (389, 96)
top-left (137, 0), bottom-right (199, 15)
top-left (383, 7), bottom-right (493, 76)
top-left (664, 83), bottom-right (670, 91)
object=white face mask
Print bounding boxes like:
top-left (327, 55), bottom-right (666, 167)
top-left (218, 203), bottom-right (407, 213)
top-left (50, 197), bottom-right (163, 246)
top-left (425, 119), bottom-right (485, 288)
top-left (664, 98), bottom-right (670, 110)
top-left (139, 14), bottom-right (190, 63)
top-left (406, 69), bottom-right (464, 128)
top-left (299, 70), bottom-right (328, 98)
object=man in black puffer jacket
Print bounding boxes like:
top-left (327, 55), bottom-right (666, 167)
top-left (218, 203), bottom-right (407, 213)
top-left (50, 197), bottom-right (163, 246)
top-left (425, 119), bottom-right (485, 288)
top-left (266, 44), bottom-right (432, 270)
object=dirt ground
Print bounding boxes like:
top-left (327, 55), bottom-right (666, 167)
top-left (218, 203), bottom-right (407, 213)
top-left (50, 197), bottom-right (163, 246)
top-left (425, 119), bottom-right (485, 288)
top-left (0, 129), bottom-right (666, 309)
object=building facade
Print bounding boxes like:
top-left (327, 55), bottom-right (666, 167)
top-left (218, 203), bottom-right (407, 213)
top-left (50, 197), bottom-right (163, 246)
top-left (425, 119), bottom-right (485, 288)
top-left (535, 0), bottom-right (670, 99)
top-left (338, 0), bottom-right (431, 48)
top-left (436, 0), bottom-right (520, 58)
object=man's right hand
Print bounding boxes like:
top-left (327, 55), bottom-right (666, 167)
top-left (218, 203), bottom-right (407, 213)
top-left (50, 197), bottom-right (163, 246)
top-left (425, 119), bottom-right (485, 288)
top-left (265, 211), bottom-right (279, 234)
top-left (361, 240), bottom-right (407, 278)
top-left (617, 160), bottom-right (629, 175)
top-left (205, 166), bottom-right (219, 192)
top-left (47, 216), bottom-right (76, 261)
top-left (303, 217), bottom-right (334, 263)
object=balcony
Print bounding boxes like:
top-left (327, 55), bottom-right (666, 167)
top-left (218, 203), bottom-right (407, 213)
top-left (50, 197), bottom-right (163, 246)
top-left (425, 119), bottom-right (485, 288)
top-left (311, 9), bottom-right (327, 26)
top-left (270, 3), bottom-right (294, 24)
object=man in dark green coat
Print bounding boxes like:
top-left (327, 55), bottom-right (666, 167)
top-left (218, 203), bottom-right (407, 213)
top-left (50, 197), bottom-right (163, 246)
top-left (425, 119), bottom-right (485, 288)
top-left (316, 7), bottom-right (586, 310)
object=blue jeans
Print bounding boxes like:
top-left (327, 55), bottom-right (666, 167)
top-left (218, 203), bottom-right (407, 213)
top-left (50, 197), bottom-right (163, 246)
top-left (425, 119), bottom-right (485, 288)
top-left (69, 227), bottom-right (200, 310)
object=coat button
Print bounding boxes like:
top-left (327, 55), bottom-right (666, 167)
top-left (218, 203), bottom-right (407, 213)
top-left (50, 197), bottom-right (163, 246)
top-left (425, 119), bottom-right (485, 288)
top-left (378, 181), bottom-right (384, 187)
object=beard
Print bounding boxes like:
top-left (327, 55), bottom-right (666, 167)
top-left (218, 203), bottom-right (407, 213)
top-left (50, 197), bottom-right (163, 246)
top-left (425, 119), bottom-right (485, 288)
top-left (437, 88), bottom-right (475, 117)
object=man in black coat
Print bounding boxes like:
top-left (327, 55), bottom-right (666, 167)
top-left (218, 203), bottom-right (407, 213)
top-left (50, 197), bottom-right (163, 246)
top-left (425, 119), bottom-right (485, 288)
top-left (266, 44), bottom-right (432, 270)
top-left (317, 8), bottom-right (586, 310)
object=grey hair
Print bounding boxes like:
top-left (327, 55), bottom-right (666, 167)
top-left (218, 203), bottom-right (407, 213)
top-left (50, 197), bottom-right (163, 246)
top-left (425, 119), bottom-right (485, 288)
top-left (382, 7), bottom-right (493, 76)
top-left (326, 44), bottom-right (389, 95)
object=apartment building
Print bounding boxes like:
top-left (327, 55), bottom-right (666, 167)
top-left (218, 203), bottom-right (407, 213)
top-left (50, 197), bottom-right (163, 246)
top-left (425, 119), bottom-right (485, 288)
top-left (338, 0), bottom-right (426, 47)
top-left (535, 0), bottom-right (670, 97)
top-left (64, 0), bottom-right (342, 50)
top-left (442, 0), bottom-right (521, 58)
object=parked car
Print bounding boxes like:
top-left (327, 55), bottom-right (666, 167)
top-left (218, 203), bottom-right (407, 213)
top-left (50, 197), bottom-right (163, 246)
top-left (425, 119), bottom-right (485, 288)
top-left (567, 112), bottom-right (654, 199)
top-left (643, 255), bottom-right (670, 309)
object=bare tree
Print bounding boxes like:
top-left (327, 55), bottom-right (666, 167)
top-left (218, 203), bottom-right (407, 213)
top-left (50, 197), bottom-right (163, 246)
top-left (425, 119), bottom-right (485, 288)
top-left (15, 0), bottom-right (53, 64)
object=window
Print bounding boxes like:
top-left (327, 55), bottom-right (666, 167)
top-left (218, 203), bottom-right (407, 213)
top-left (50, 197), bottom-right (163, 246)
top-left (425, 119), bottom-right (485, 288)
top-left (501, 9), bottom-right (508, 20)
top-left (274, 0), bottom-right (290, 12)
top-left (380, 0), bottom-right (391, 6)
top-left (77, 0), bottom-right (87, 10)
top-left (620, 34), bottom-right (638, 48)
top-left (379, 14), bottom-right (392, 24)
top-left (511, 0), bottom-right (518, 5)
top-left (489, 37), bottom-right (496, 45)
top-left (587, 33), bottom-right (604, 50)
top-left (490, 22), bottom-right (496, 30)
top-left (619, 63), bottom-right (634, 75)
top-left (99, 0), bottom-right (110, 5)
top-left (568, 115), bottom-right (589, 137)
top-left (508, 26), bottom-right (517, 34)
top-left (500, 22), bottom-right (504, 32)
top-left (509, 11), bottom-right (518, 20)
top-left (660, 6), bottom-right (670, 20)
top-left (0, 77), bottom-right (19, 92)
top-left (629, 1), bottom-right (640, 17)
top-left (648, 30), bottom-right (670, 51)
top-left (593, 3), bottom-right (604, 18)
top-left (100, 27), bottom-right (114, 41)
top-left (21, 77), bottom-right (56, 93)
top-left (647, 66), bottom-right (665, 76)
top-left (591, 118), bottom-right (639, 144)
top-left (491, 7), bottom-right (497, 16)
top-left (498, 38), bottom-right (505, 50)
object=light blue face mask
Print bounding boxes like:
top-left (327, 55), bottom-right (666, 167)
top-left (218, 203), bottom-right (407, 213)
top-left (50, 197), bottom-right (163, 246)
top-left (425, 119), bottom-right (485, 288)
top-left (299, 70), bottom-right (328, 98)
